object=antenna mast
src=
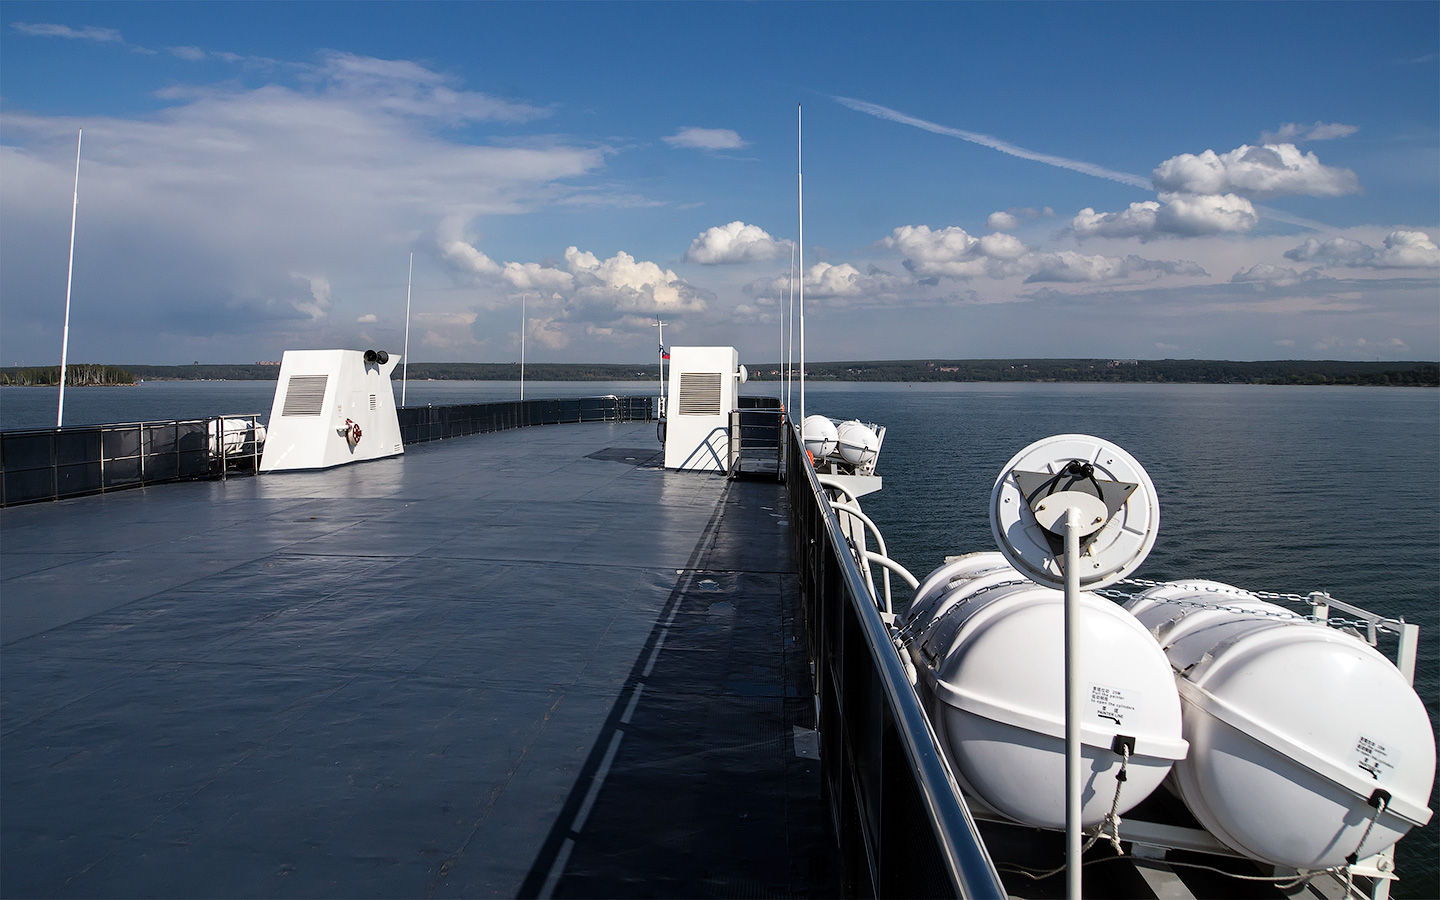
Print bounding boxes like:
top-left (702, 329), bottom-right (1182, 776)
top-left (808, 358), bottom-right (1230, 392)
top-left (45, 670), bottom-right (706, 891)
top-left (797, 104), bottom-right (805, 429)
top-left (57, 129), bottom-right (82, 428)
top-left (653, 318), bottom-right (666, 415)
top-left (786, 245), bottom-right (795, 413)
top-left (402, 252), bottom-right (413, 407)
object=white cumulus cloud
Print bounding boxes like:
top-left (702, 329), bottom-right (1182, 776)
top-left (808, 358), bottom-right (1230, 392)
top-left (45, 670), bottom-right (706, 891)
top-left (0, 53), bottom-right (619, 363)
top-left (883, 225), bottom-right (1030, 280)
top-left (742, 261), bottom-right (909, 307)
top-left (1024, 253), bottom-right (1206, 284)
top-left (684, 221), bottom-right (791, 264)
top-left (663, 127), bottom-right (748, 151)
top-left (883, 223), bottom-right (1205, 285)
top-left (1262, 122), bottom-right (1359, 143)
top-left (1072, 202), bottom-right (1161, 240)
top-left (565, 246), bottom-right (708, 314)
top-left (987, 211), bottom-right (1020, 231)
top-left (289, 273), bottom-right (333, 320)
top-left (1285, 230), bottom-right (1440, 269)
top-left (1152, 143), bottom-right (1359, 198)
top-left (1230, 264), bottom-right (1330, 287)
top-left (438, 228), bottom-right (709, 347)
top-left (1073, 193), bottom-right (1257, 240)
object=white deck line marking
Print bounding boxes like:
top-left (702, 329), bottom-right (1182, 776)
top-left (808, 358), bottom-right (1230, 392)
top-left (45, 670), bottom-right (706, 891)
top-left (536, 837), bottom-right (574, 900)
top-left (643, 629), bottom-right (668, 677)
top-left (620, 683), bottom-right (646, 725)
top-left (571, 730), bottom-right (625, 833)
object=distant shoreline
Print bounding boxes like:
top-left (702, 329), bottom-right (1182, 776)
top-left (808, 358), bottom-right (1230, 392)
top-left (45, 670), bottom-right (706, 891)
top-left (3, 358), bottom-right (1432, 387)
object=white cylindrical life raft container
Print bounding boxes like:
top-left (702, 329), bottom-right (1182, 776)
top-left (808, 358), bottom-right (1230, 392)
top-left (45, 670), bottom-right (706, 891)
top-left (907, 556), bottom-right (1187, 829)
top-left (1127, 582), bottom-right (1436, 869)
top-left (835, 420), bottom-right (880, 469)
top-left (802, 415), bottom-right (838, 459)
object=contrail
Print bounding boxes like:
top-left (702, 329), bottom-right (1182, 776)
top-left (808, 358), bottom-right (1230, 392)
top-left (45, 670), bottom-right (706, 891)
top-left (834, 96), bottom-right (1326, 231)
top-left (834, 95), bottom-right (1153, 190)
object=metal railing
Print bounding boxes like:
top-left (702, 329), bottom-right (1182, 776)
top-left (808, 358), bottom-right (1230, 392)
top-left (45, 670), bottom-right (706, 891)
top-left (0, 415), bottom-right (265, 507)
top-left (785, 424), bottom-right (1005, 899)
top-left (398, 395), bottom-right (651, 444)
top-left (727, 400), bottom-right (786, 478)
top-left (1, 396), bottom-right (653, 507)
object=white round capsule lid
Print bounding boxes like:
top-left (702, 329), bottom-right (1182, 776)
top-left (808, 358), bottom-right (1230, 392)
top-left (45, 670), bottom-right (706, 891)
top-left (990, 434), bottom-right (1159, 590)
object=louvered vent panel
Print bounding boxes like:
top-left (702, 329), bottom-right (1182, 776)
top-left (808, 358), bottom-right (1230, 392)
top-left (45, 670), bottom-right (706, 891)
top-left (677, 372), bottom-right (723, 416)
top-left (370, 394), bottom-right (378, 410)
top-left (281, 375), bottom-right (328, 417)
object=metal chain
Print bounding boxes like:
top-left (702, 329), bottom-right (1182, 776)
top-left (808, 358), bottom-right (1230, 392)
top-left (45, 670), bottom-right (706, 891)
top-left (899, 576), bottom-right (1396, 641)
top-left (1093, 579), bottom-right (1393, 635)
top-left (896, 577), bottom-right (1031, 645)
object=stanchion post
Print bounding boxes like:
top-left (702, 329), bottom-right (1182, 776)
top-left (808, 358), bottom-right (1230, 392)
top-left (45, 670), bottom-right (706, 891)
top-left (1063, 506), bottom-right (1084, 899)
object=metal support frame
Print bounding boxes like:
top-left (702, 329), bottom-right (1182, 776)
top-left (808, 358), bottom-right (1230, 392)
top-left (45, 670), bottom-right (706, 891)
top-left (785, 423), bottom-right (1005, 899)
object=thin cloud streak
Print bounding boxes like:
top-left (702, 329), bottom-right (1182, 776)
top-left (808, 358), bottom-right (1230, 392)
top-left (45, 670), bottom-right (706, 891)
top-left (835, 95), bottom-right (1152, 190)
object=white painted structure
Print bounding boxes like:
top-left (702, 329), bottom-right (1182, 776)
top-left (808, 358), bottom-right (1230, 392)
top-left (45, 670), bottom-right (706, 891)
top-left (259, 349), bottom-right (404, 473)
top-left (663, 346), bottom-right (744, 472)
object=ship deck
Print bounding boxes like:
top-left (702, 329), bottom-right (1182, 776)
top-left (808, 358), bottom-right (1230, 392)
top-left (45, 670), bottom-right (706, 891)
top-left (1, 421), bottom-right (838, 898)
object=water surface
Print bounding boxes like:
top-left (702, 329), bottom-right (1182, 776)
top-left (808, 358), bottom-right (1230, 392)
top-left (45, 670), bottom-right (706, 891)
top-left (3, 378), bottom-right (1436, 897)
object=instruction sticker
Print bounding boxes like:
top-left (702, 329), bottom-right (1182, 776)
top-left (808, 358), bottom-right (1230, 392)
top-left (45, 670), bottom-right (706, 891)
top-left (1087, 684), bottom-right (1140, 727)
top-left (1351, 735), bottom-right (1398, 783)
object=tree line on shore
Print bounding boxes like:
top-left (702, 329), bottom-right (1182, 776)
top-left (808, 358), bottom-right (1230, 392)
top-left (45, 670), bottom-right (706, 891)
top-left (0, 365), bottom-right (137, 386)
top-left (3, 359), bottom-right (1435, 387)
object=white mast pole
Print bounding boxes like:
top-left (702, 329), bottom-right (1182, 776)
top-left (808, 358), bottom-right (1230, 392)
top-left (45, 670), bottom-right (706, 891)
top-left (786, 245), bottom-right (795, 414)
top-left (57, 129), bottom-right (82, 428)
top-left (402, 251), bottom-right (413, 407)
top-left (1063, 507), bottom-right (1084, 900)
top-left (797, 104), bottom-right (805, 430)
top-left (520, 294), bottom-right (526, 401)
top-left (653, 318), bottom-right (666, 415)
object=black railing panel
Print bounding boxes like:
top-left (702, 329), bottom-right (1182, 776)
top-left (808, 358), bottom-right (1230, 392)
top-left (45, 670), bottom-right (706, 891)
top-left (2, 398), bottom-right (650, 506)
top-left (784, 425), bottom-right (1005, 899)
top-left (728, 408), bottom-right (786, 478)
top-left (396, 395), bottom-right (649, 446)
top-left (0, 414), bottom-right (265, 507)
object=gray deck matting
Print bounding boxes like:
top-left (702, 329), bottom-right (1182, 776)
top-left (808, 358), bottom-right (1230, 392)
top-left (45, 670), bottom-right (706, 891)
top-left (1, 422), bottom-right (834, 898)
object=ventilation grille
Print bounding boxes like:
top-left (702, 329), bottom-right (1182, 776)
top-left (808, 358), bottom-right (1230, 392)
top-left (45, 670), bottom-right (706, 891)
top-left (677, 372), bottom-right (723, 416)
top-left (281, 375), bottom-right (328, 416)
top-left (370, 394), bottom-right (378, 410)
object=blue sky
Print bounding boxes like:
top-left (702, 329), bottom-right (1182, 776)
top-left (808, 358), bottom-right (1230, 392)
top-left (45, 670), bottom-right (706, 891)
top-left (2, 2), bottom-right (1436, 366)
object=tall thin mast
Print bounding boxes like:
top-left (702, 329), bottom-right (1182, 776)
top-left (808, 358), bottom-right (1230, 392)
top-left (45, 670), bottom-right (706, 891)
top-left (653, 318), bottom-right (666, 414)
top-left (402, 251), bottom-right (413, 407)
top-left (777, 262), bottom-right (784, 407)
top-left (786, 245), bottom-right (796, 413)
top-left (797, 104), bottom-right (805, 429)
top-left (520, 295), bottom-right (526, 401)
top-left (57, 129), bottom-right (82, 428)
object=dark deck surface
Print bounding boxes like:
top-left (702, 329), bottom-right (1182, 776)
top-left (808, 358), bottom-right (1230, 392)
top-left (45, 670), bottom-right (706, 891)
top-left (1, 422), bottom-right (837, 898)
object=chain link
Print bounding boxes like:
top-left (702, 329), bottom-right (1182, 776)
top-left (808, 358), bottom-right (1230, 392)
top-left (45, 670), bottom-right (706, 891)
top-left (897, 575), bottom-right (1400, 641)
top-left (1095, 578), bottom-right (1398, 636)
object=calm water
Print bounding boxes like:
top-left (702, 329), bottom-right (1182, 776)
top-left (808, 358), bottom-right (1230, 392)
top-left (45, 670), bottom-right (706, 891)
top-left (789, 382), bottom-right (1438, 899)
top-left (3, 379), bottom-right (1437, 896)
top-left (0, 379), bottom-right (660, 431)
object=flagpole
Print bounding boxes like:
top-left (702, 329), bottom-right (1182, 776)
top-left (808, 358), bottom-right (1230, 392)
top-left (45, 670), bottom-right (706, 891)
top-left (57, 129), bottom-right (82, 428)
top-left (402, 251), bottom-right (412, 407)
top-left (652, 318), bottom-right (666, 417)
top-left (786, 245), bottom-right (795, 414)
top-left (797, 103), bottom-right (805, 430)
top-left (520, 294), bottom-right (526, 401)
